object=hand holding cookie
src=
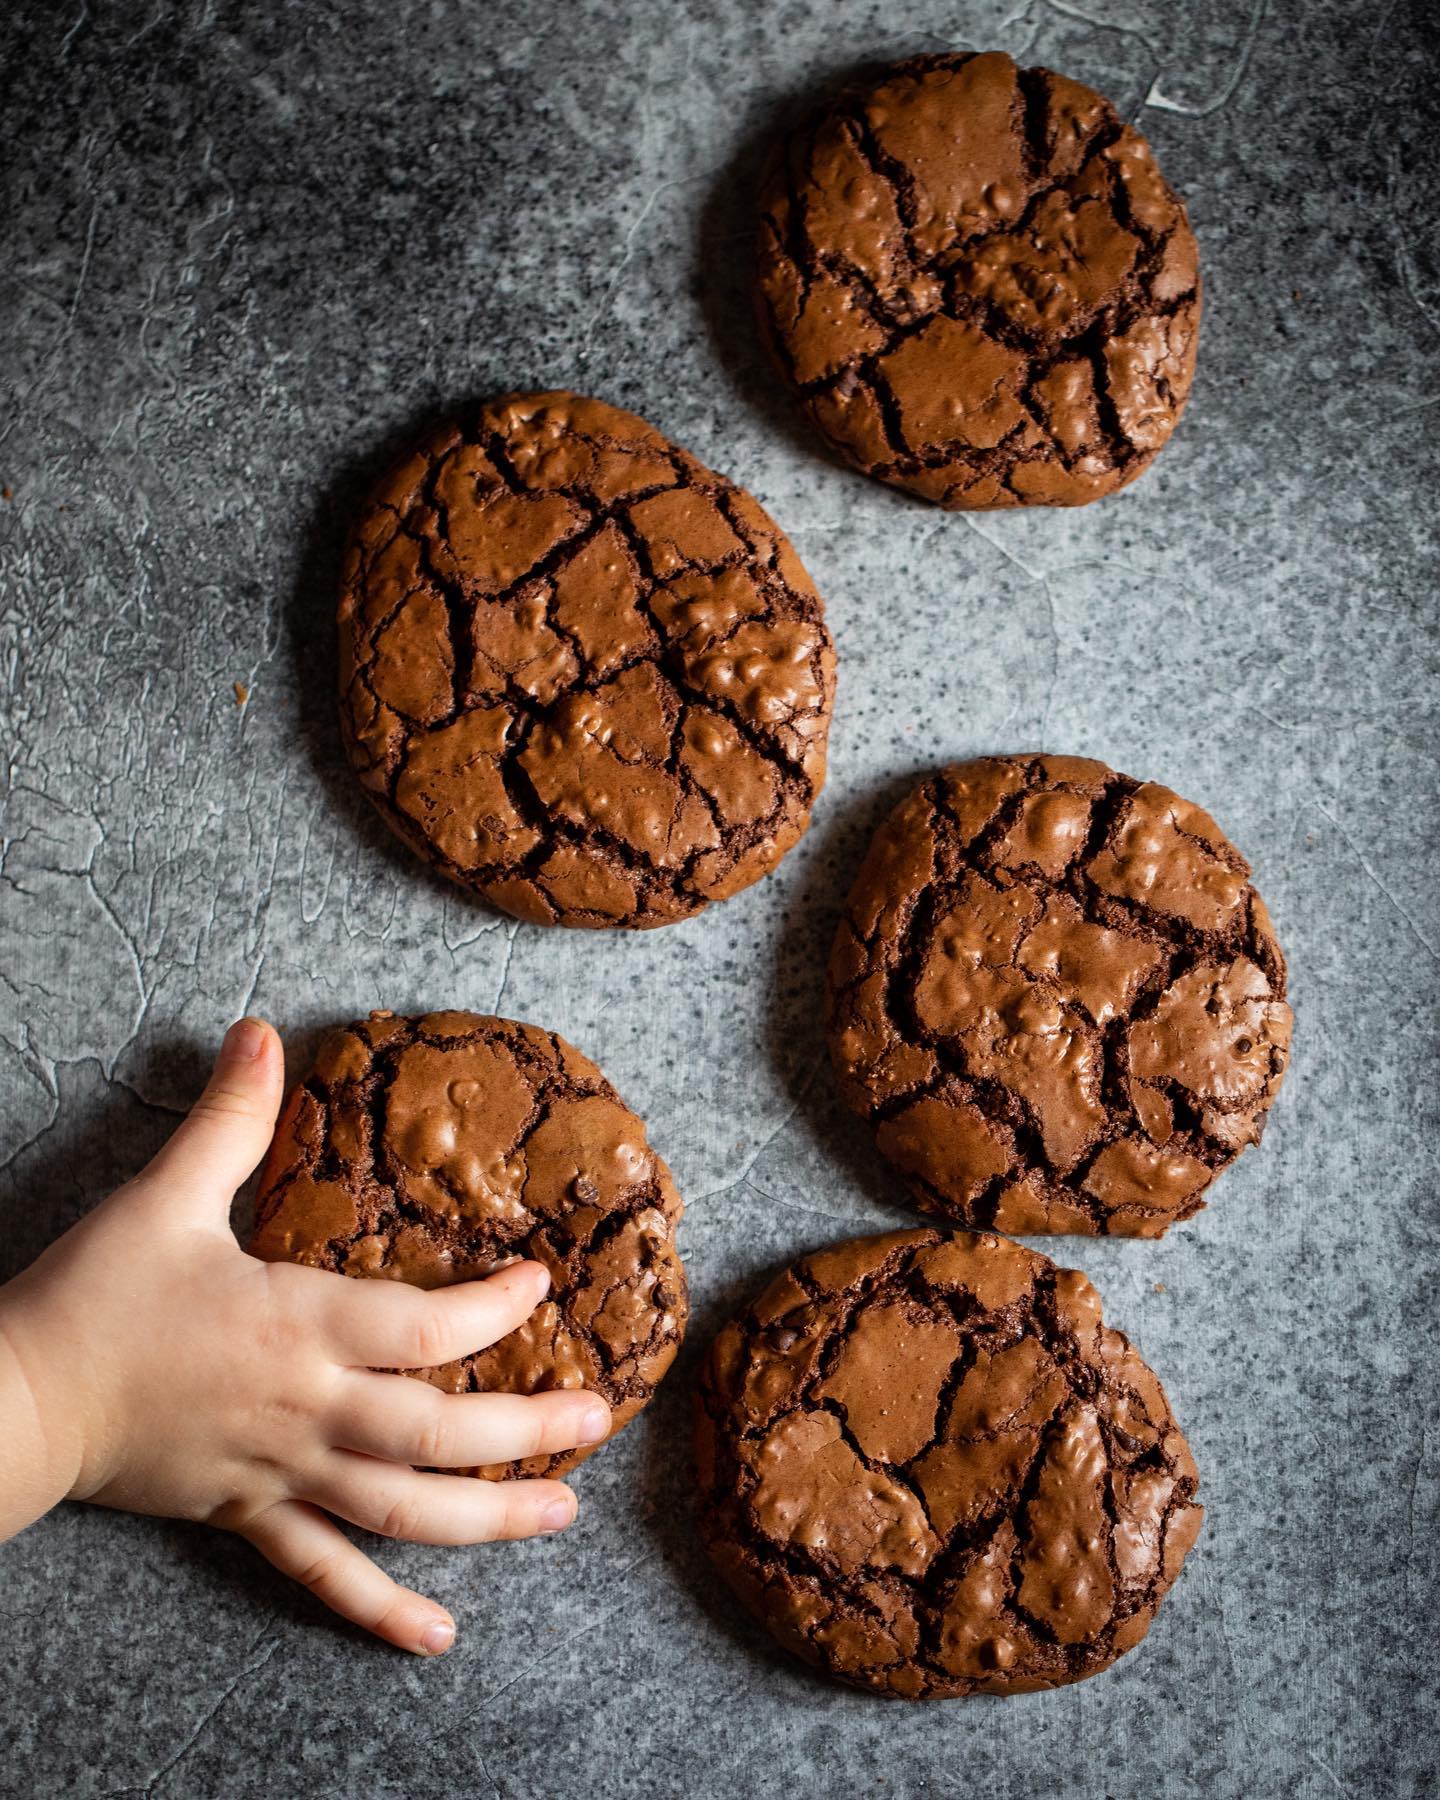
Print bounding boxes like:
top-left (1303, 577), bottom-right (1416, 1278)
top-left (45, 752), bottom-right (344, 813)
top-left (0, 1018), bottom-right (610, 1655)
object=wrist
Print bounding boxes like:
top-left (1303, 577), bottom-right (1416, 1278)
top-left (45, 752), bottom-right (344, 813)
top-left (0, 1285), bottom-right (93, 1537)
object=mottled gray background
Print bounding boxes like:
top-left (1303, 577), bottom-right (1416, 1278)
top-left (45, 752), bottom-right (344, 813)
top-left (1, 0), bottom-right (1436, 1794)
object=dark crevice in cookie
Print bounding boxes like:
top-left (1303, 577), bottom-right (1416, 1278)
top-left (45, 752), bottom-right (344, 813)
top-left (1014, 65), bottom-right (1055, 181)
top-left (418, 456), bottom-right (479, 719)
top-left (850, 109), bottom-right (924, 242)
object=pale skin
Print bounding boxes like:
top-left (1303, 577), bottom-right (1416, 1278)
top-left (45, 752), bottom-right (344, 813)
top-left (0, 1017), bottom-right (610, 1656)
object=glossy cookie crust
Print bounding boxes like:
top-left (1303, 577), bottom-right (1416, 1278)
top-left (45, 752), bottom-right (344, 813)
top-left (828, 756), bottom-right (1292, 1236)
top-left (249, 1010), bottom-right (687, 1478)
top-left (696, 1229), bottom-right (1202, 1697)
top-left (756, 51), bottom-right (1201, 508)
top-left (339, 392), bottom-right (836, 928)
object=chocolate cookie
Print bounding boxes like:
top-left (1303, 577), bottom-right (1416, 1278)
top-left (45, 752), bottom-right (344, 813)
top-left (828, 756), bottom-right (1292, 1236)
top-left (339, 392), bottom-right (836, 927)
top-left (249, 1010), bottom-right (686, 1478)
top-left (755, 51), bottom-right (1201, 508)
top-left (696, 1228), bottom-right (1201, 1697)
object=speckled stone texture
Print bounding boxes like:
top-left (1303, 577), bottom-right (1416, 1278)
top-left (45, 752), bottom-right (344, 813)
top-left (0, 2), bottom-right (1436, 1797)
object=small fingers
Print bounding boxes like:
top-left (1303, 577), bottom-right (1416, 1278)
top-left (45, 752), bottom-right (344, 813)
top-left (332, 1374), bottom-right (611, 1469)
top-left (308, 1451), bottom-right (578, 1546)
top-left (237, 1499), bottom-right (456, 1656)
top-left (145, 1018), bottom-right (285, 1210)
top-left (324, 1260), bottom-right (550, 1370)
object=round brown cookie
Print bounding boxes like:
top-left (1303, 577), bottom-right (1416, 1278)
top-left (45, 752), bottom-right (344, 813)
top-left (339, 392), bottom-right (836, 928)
top-left (828, 756), bottom-right (1292, 1237)
top-left (755, 51), bottom-right (1201, 508)
top-left (696, 1228), bottom-right (1202, 1698)
top-left (248, 1010), bottom-right (687, 1479)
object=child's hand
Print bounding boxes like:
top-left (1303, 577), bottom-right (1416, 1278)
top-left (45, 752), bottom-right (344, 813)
top-left (0, 1018), bottom-right (610, 1655)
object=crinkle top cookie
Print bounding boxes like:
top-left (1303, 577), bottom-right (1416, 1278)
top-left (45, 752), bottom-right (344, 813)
top-left (828, 756), bottom-right (1291, 1236)
top-left (696, 1228), bottom-right (1202, 1697)
top-left (339, 393), bottom-right (836, 927)
top-left (756, 52), bottom-right (1201, 508)
top-left (250, 1009), bottom-right (686, 1478)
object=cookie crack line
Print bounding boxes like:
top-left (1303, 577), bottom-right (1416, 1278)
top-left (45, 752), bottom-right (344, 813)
top-left (827, 757), bottom-right (1292, 1238)
top-left (755, 50), bottom-right (1202, 510)
top-left (780, 114), bottom-right (1151, 376)
top-left (339, 391), bottom-right (836, 929)
top-left (696, 1230), bottom-right (1203, 1698)
top-left (249, 1010), bottom-right (688, 1480)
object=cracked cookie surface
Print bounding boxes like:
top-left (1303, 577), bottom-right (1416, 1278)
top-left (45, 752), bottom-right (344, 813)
top-left (696, 1228), bottom-right (1201, 1697)
top-left (249, 1009), bottom-right (687, 1478)
top-left (756, 51), bottom-right (1201, 508)
top-left (828, 756), bottom-right (1292, 1236)
top-left (339, 392), bottom-right (836, 927)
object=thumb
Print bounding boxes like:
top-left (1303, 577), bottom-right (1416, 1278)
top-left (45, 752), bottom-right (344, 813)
top-left (144, 1017), bottom-right (285, 1209)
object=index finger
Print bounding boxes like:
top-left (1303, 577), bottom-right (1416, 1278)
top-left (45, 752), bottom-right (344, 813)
top-left (324, 1259), bottom-right (550, 1369)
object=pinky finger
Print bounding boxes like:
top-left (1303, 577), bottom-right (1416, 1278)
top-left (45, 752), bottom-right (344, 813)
top-left (237, 1499), bottom-right (456, 1657)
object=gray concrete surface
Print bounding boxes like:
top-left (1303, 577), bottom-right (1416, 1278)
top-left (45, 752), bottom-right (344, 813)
top-left (2, 1), bottom-right (1436, 1794)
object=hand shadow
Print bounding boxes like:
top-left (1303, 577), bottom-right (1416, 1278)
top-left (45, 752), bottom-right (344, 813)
top-left (0, 1038), bottom-right (205, 1283)
top-left (0, 1033), bottom-right (307, 1274)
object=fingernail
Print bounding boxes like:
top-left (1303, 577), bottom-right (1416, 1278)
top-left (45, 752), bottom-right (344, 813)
top-left (541, 1496), bottom-right (575, 1533)
top-left (224, 1017), bottom-right (266, 1060)
top-left (420, 1618), bottom-right (455, 1656)
top-left (577, 1402), bottom-right (610, 1446)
